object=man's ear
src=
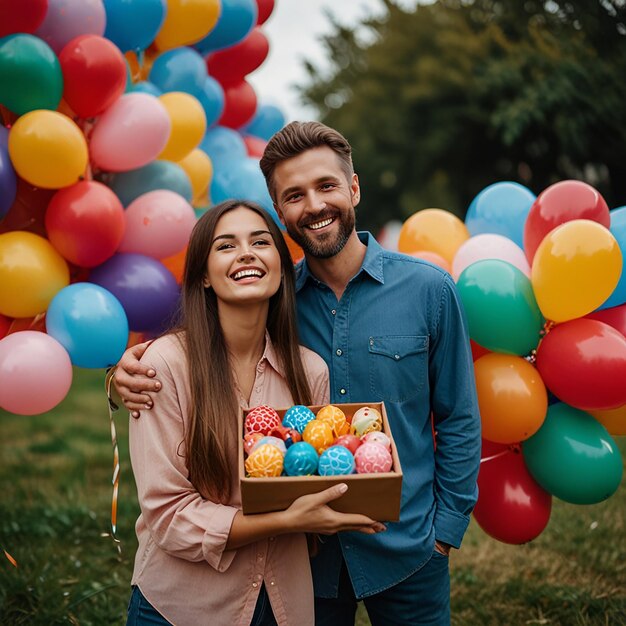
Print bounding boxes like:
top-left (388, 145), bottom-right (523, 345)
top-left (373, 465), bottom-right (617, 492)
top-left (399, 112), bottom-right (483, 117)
top-left (351, 173), bottom-right (361, 206)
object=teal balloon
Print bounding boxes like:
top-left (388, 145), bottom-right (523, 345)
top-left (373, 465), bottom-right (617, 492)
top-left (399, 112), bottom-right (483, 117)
top-left (0, 34), bottom-right (63, 114)
top-left (457, 259), bottom-right (543, 355)
top-left (107, 160), bottom-right (193, 207)
top-left (523, 403), bottom-right (623, 504)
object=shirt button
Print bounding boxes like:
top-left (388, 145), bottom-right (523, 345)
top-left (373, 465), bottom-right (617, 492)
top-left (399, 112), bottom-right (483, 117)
top-left (394, 354), bottom-right (400, 360)
top-left (369, 338), bottom-right (374, 346)
top-left (340, 388), bottom-right (346, 395)
top-left (331, 309), bottom-right (336, 315)
top-left (255, 387), bottom-right (261, 393)
top-left (336, 349), bottom-right (342, 356)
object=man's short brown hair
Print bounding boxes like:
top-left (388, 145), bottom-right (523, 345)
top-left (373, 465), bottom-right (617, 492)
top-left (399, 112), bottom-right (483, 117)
top-left (259, 121), bottom-right (354, 202)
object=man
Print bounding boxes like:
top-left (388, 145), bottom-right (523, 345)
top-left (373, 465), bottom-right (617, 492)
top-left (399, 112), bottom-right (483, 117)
top-left (114, 122), bottom-right (481, 625)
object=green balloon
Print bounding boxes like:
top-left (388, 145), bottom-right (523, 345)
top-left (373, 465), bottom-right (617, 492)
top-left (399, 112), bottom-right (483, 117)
top-left (0, 34), bottom-right (63, 115)
top-left (457, 259), bottom-right (544, 355)
top-left (522, 403), bottom-right (623, 505)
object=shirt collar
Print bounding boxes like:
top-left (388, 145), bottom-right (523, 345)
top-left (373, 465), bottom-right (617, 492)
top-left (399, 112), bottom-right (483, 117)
top-left (261, 330), bottom-right (285, 377)
top-left (295, 231), bottom-right (385, 292)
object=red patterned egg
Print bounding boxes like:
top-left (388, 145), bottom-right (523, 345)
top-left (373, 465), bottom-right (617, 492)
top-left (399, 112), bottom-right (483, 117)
top-left (245, 405), bottom-right (281, 435)
top-left (334, 434), bottom-right (362, 455)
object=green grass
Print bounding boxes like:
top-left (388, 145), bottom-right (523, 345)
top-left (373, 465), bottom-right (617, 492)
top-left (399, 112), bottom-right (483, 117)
top-left (1, 369), bottom-right (625, 625)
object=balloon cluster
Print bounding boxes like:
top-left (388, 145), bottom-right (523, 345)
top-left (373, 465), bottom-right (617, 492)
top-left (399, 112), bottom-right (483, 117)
top-left (396, 179), bottom-right (626, 544)
top-left (0, 0), bottom-right (287, 416)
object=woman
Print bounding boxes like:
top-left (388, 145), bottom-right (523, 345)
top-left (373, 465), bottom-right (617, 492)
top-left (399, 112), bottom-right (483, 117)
top-left (126, 200), bottom-right (384, 626)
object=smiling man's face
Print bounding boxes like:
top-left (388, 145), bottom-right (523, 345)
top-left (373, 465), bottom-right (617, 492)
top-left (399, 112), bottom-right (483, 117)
top-left (272, 146), bottom-right (360, 259)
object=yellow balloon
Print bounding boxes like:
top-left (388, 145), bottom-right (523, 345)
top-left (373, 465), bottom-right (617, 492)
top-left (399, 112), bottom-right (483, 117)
top-left (589, 404), bottom-right (626, 436)
top-left (398, 209), bottom-right (469, 263)
top-left (0, 232), bottom-right (70, 318)
top-left (177, 148), bottom-right (213, 203)
top-left (158, 92), bottom-right (207, 162)
top-left (155, 0), bottom-right (221, 51)
top-left (8, 110), bottom-right (88, 189)
top-left (531, 220), bottom-right (622, 323)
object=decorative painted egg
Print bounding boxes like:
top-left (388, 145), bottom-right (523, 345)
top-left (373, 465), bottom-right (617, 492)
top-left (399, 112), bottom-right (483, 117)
top-left (318, 445), bottom-right (355, 476)
top-left (283, 441), bottom-right (319, 476)
top-left (268, 424), bottom-right (302, 447)
top-left (253, 436), bottom-right (287, 455)
top-left (282, 405), bottom-right (316, 433)
top-left (302, 419), bottom-right (335, 454)
top-left (245, 443), bottom-right (284, 477)
top-left (316, 404), bottom-right (349, 437)
top-left (243, 432), bottom-right (264, 456)
top-left (361, 431), bottom-right (392, 450)
top-left (334, 434), bottom-right (362, 455)
top-left (350, 406), bottom-right (383, 437)
top-left (245, 405), bottom-right (281, 435)
top-left (354, 442), bottom-right (393, 474)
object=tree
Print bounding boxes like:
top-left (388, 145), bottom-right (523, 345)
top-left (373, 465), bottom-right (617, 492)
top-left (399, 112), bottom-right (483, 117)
top-left (298, 0), bottom-right (626, 232)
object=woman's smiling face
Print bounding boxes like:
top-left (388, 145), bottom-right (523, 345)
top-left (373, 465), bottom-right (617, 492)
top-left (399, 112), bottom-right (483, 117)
top-left (204, 206), bottom-right (282, 307)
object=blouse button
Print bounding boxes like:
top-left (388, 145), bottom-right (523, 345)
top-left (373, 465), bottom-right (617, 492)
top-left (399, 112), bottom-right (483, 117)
top-left (252, 582), bottom-right (258, 588)
top-left (270, 581), bottom-right (275, 586)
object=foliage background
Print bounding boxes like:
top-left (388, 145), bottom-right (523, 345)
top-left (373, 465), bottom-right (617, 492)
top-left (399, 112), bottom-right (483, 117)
top-left (299, 0), bottom-right (626, 233)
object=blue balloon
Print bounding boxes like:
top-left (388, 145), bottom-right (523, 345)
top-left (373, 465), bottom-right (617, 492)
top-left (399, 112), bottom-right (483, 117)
top-left (199, 125), bottom-right (247, 164)
top-left (195, 0), bottom-right (257, 53)
top-left (598, 206), bottom-right (626, 310)
top-left (0, 131), bottom-right (17, 219)
top-left (46, 283), bottom-right (129, 369)
top-left (107, 160), bottom-right (193, 207)
top-left (130, 80), bottom-right (162, 97)
top-left (211, 157), bottom-right (281, 227)
top-left (244, 104), bottom-right (285, 141)
top-left (465, 182), bottom-right (536, 249)
top-left (104, 0), bottom-right (167, 52)
top-left (90, 253), bottom-right (180, 333)
top-left (149, 47), bottom-right (206, 94)
top-left (193, 76), bottom-right (225, 127)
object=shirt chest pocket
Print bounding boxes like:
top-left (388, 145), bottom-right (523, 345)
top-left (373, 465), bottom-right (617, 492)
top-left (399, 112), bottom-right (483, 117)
top-left (368, 335), bottom-right (429, 403)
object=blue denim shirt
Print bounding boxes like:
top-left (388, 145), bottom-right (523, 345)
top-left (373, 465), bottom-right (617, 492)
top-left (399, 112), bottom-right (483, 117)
top-left (295, 232), bottom-right (481, 599)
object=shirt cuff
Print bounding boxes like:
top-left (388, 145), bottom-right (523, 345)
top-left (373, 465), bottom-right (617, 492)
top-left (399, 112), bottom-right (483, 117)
top-left (433, 505), bottom-right (471, 549)
top-left (201, 504), bottom-right (239, 572)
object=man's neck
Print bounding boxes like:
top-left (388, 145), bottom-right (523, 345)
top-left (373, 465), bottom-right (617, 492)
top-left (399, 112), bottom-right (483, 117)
top-left (305, 231), bottom-right (367, 301)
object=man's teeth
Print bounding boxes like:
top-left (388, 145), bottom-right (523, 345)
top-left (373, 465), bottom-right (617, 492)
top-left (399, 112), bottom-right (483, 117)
top-left (233, 269), bottom-right (263, 280)
top-left (308, 218), bottom-right (334, 230)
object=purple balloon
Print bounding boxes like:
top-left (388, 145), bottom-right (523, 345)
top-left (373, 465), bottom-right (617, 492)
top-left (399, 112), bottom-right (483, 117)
top-left (89, 253), bottom-right (180, 332)
top-left (0, 140), bottom-right (17, 219)
top-left (36, 0), bottom-right (106, 54)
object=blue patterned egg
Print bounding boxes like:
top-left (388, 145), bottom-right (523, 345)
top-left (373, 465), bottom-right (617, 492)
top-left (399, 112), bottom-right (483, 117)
top-left (318, 445), bottom-right (355, 476)
top-left (282, 405), bottom-right (316, 434)
top-left (283, 441), bottom-right (319, 476)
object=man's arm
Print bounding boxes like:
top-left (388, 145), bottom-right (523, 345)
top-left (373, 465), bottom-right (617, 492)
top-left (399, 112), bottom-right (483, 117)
top-left (110, 342), bottom-right (162, 418)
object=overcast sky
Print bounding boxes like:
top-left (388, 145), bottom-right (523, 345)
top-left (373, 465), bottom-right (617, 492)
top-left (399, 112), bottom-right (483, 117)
top-left (248, 0), bottom-right (418, 122)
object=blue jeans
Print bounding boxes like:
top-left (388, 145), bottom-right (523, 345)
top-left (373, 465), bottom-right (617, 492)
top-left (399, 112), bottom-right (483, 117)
top-left (314, 552), bottom-right (450, 626)
top-left (127, 584), bottom-right (278, 626)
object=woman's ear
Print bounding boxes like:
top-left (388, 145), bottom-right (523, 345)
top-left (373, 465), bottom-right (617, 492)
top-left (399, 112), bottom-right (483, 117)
top-left (203, 277), bottom-right (210, 288)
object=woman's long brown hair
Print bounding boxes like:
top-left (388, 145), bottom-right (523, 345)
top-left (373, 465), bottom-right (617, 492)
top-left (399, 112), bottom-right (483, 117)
top-left (180, 199), bottom-right (312, 502)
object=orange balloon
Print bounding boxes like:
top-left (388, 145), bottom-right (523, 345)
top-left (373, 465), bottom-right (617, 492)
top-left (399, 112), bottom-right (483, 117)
top-left (155, 0), bottom-right (221, 50)
top-left (589, 405), bottom-right (626, 436)
top-left (283, 231), bottom-right (304, 264)
top-left (409, 250), bottom-right (451, 273)
top-left (474, 353), bottom-right (548, 444)
top-left (398, 209), bottom-right (469, 263)
top-left (161, 246), bottom-right (187, 284)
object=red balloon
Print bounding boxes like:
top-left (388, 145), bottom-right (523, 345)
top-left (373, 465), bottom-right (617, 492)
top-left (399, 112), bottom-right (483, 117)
top-left (0, 313), bottom-right (10, 339)
top-left (45, 181), bottom-right (125, 267)
top-left (523, 180), bottom-right (610, 264)
top-left (470, 339), bottom-right (490, 361)
top-left (59, 35), bottom-right (127, 119)
top-left (0, 177), bottom-right (54, 237)
top-left (0, 0), bottom-right (48, 37)
top-left (218, 79), bottom-right (257, 129)
top-left (586, 303), bottom-right (626, 338)
top-left (207, 28), bottom-right (269, 85)
top-left (474, 443), bottom-right (552, 544)
top-left (244, 134), bottom-right (267, 157)
top-left (536, 318), bottom-right (626, 410)
top-left (256, 0), bottom-right (275, 25)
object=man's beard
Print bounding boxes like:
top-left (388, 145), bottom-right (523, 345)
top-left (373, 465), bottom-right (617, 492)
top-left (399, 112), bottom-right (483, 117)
top-left (287, 208), bottom-right (356, 259)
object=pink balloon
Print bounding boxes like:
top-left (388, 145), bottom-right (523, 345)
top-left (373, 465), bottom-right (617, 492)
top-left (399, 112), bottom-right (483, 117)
top-left (90, 93), bottom-right (171, 172)
top-left (452, 233), bottom-right (530, 281)
top-left (119, 190), bottom-right (196, 259)
top-left (0, 330), bottom-right (72, 415)
top-left (35, 0), bottom-right (106, 54)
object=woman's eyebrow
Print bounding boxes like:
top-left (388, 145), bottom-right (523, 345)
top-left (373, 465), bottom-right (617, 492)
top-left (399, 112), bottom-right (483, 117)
top-left (212, 230), bottom-right (272, 244)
